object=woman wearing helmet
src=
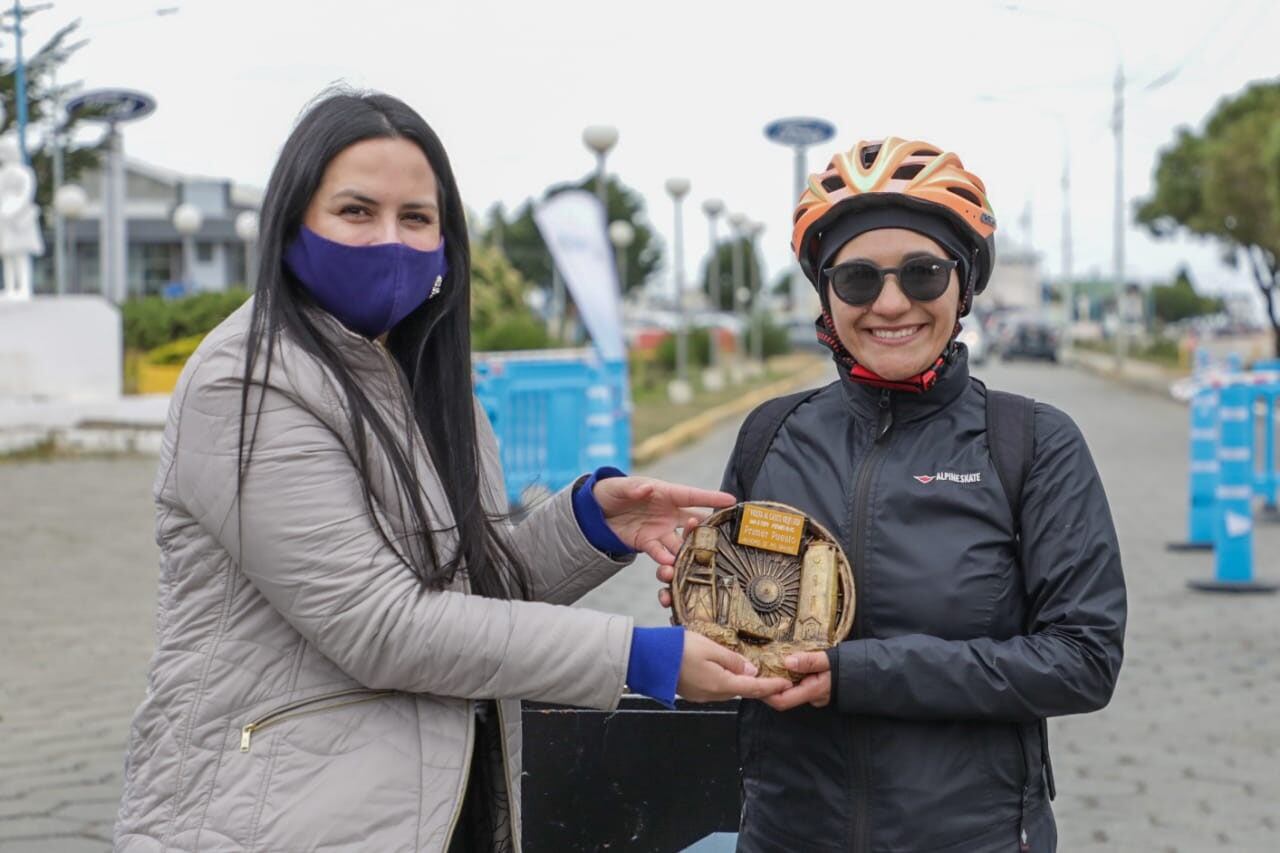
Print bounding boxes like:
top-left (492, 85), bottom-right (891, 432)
top-left (661, 138), bottom-right (1126, 851)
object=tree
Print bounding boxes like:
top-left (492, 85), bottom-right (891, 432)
top-left (469, 242), bottom-right (551, 351)
top-left (1150, 265), bottom-right (1224, 324)
top-left (699, 237), bottom-right (762, 311)
top-left (490, 174), bottom-right (662, 295)
top-left (0, 20), bottom-right (105, 211)
top-left (1137, 80), bottom-right (1280, 356)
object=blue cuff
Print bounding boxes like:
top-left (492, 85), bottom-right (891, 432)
top-left (571, 466), bottom-right (635, 558)
top-left (626, 626), bottom-right (684, 708)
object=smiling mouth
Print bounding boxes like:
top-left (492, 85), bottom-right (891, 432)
top-left (867, 324), bottom-right (925, 342)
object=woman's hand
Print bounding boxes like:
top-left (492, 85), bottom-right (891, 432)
top-left (761, 651), bottom-right (832, 711)
top-left (593, 477), bottom-right (736, 565)
top-left (678, 632), bottom-right (792, 703)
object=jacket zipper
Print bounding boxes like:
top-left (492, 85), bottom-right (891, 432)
top-left (849, 388), bottom-right (894, 853)
top-left (1039, 718), bottom-right (1056, 800)
top-left (239, 688), bottom-right (395, 752)
top-left (1014, 724), bottom-right (1032, 851)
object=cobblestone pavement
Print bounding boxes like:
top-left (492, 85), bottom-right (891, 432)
top-left (2, 360), bottom-right (1278, 851)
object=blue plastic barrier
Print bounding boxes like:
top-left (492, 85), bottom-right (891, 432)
top-left (1169, 350), bottom-right (1219, 551)
top-left (1182, 361), bottom-right (1280, 594)
top-left (1170, 385), bottom-right (1220, 550)
top-left (473, 349), bottom-right (631, 507)
top-left (1187, 379), bottom-right (1269, 591)
top-left (1252, 359), bottom-right (1280, 510)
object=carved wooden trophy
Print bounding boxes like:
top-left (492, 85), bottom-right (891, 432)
top-left (671, 502), bottom-right (855, 680)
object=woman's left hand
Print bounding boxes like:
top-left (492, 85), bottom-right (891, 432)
top-left (762, 651), bottom-right (832, 711)
top-left (592, 476), bottom-right (736, 565)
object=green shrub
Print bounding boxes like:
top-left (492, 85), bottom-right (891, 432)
top-left (121, 298), bottom-right (175, 351)
top-left (122, 289), bottom-right (251, 350)
top-left (745, 318), bottom-right (791, 359)
top-left (1137, 338), bottom-right (1180, 366)
top-left (655, 327), bottom-right (714, 372)
top-left (473, 315), bottom-right (553, 352)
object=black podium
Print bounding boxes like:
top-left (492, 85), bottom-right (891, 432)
top-left (521, 696), bottom-right (741, 852)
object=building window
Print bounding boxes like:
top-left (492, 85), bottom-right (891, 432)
top-left (197, 242), bottom-right (214, 263)
top-left (129, 243), bottom-right (179, 296)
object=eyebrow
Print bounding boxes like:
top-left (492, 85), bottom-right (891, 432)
top-left (331, 189), bottom-right (438, 212)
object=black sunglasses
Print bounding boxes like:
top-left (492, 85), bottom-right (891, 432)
top-left (823, 256), bottom-right (959, 307)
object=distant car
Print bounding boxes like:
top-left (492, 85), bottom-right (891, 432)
top-left (956, 316), bottom-right (989, 365)
top-left (1001, 317), bottom-right (1060, 362)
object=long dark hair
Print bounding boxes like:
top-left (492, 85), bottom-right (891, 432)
top-left (237, 89), bottom-right (532, 600)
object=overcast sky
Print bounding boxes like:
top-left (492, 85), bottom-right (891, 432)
top-left (26, 0), bottom-right (1280, 306)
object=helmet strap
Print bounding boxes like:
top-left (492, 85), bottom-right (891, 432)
top-left (815, 310), bottom-right (955, 394)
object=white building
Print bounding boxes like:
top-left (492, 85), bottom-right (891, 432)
top-left (35, 159), bottom-right (262, 298)
top-left (985, 234), bottom-right (1043, 313)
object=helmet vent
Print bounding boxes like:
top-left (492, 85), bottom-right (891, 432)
top-left (892, 164), bottom-right (925, 180)
top-left (820, 174), bottom-right (845, 192)
top-left (948, 186), bottom-right (982, 206)
top-left (859, 146), bottom-right (881, 167)
top-left (912, 147), bottom-right (941, 157)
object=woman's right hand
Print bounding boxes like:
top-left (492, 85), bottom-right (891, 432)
top-left (677, 631), bottom-right (791, 702)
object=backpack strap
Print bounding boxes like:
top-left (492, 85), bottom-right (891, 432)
top-left (729, 387), bottom-right (824, 499)
top-left (985, 388), bottom-right (1036, 530)
top-left (983, 386), bottom-right (1056, 801)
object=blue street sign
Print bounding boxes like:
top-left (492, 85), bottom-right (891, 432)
top-left (66, 89), bottom-right (157, 124)
top-left (764, 116), bottom-right (837, 147)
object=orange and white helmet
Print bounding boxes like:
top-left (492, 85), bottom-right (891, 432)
top-left (792, 137), bottom-right (997, 305)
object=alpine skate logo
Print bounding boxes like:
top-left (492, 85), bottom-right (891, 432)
top-left (913, 472), bottom-right (981, 485)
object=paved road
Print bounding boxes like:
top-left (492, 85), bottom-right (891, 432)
top-left (2, 359), bottom-right (1278, 851)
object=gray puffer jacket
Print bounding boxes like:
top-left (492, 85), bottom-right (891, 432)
top-left (114, 299), bottom-right (634, 852)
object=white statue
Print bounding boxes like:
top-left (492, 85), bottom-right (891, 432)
top-left (0, 135), bottom-right (45, 301)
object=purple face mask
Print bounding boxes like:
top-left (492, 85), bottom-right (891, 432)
top-left (283, 225), bottom-right (449, 338)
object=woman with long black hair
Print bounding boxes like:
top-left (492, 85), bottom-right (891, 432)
top-left (113, 90), bottom-right (789, 853)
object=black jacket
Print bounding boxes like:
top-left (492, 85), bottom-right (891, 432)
top-left (723, 351), bottom-right (1126, 853)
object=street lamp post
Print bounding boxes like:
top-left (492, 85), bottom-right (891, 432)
top-left (67, 90), bottom-right (156, 302)
top-left (50, 126), bottom-right (66, 295)
top-left (607, 219), bottom-right (634, 293)
top-left (172, 203), bottom-right (203, 291)
top-left (235, 211), bottom-right (259, 289)
top-left (2, 0), bottom-right (51, 165)
top-left (728, 212), bottom-right (748, 374)
top-left (994, 7), bottom-right (1178, 371)
top-left (665, 177), bottom-right (692, 404)
top-left (701, 198), bottom-right (724, 373)
top-left (53, 183), bottom-right (87, 293)
top-left (764, 117), bottom-right (836, 322)
top-left (582, 125), bottom-right (619, 209)
top-left (1111, 64), bottom-right (1127, 372)
top-left (748, 221), bottom-right (766, 363)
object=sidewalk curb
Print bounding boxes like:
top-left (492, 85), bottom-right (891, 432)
top-left (633, 358), bottom-right (830, 467)
top-left (0, 422), bottom-right (164, 458)
top-left (1065, 349), bottom-right (1187, 401)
